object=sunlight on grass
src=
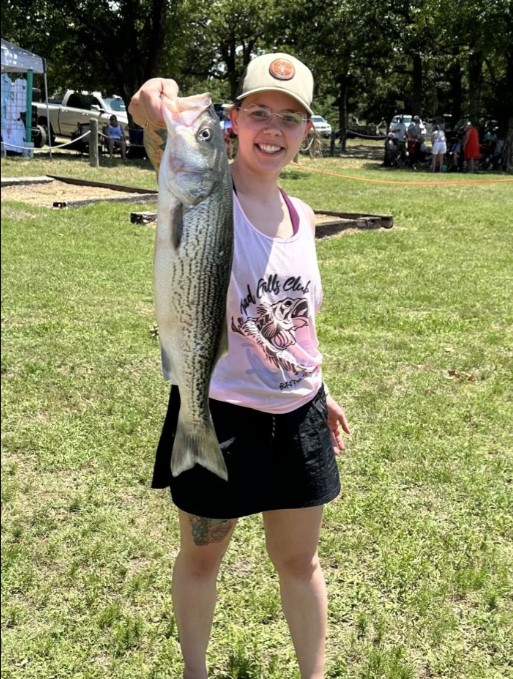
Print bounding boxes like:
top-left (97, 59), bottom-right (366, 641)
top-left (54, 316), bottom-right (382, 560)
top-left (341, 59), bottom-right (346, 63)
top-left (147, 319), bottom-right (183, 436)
top-left (2, 152), bottom-right (512, 678)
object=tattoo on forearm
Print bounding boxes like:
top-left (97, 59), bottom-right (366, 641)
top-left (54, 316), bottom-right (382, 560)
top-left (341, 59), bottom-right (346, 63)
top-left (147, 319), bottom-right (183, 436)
top-left (189, 515), bottom-right (234, 546)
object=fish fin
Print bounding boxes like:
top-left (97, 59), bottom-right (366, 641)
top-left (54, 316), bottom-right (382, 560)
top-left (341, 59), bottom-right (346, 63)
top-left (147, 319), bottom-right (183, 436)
top-left (171, 415), bottom-right (228, 481)
top-left (160, 342), bottom-right (174, 380)
top-left (215, 317), bottom-right (229, 364)
top-left (170, 202), bottom-right (183, 249)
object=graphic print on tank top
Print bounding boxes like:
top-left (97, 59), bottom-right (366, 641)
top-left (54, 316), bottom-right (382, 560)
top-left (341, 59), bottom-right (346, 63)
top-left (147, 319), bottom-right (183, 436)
top-left (231, 272), bottom-right (319, 388)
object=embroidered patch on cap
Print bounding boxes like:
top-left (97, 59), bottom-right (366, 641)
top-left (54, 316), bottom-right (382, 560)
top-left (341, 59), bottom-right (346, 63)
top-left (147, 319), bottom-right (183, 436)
top-left (269, 58), bottom-right (295, 81)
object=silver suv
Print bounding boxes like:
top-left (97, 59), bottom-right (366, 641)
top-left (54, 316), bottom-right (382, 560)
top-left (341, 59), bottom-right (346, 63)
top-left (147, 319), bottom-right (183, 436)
top-left (311, 115), bottom-right (332, 138)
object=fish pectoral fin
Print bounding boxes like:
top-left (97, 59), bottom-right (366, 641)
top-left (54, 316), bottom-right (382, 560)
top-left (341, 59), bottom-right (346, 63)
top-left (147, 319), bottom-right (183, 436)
top-left (215, 317), bottom-right (229, 363)
top-left (160, 343), bottom-right (175, 380)
top-left (170, 202), bottom-right (184, 249)
top-left (171, 416), bottom-right (228, 481)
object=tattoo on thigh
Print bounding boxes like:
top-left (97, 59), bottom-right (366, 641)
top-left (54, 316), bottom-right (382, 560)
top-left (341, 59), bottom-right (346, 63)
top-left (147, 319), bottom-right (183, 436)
top-left (189, 516), bottom-right (233, 546)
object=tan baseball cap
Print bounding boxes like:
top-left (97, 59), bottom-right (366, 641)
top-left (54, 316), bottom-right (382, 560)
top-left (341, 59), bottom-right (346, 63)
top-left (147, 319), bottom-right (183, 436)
top-left (235, 53), bottom-right (314, 115)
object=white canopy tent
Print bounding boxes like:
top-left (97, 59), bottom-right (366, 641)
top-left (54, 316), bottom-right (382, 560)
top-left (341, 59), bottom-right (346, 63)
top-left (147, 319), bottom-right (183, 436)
top-left (1, 38), bottom-right (51, 155)
top-left (1, 38), bottom-right (45, 73)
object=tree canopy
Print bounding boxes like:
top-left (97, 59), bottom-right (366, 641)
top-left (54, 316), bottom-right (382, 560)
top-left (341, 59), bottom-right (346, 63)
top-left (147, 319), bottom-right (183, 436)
top-left (2, 0), bottom-right (512, 155)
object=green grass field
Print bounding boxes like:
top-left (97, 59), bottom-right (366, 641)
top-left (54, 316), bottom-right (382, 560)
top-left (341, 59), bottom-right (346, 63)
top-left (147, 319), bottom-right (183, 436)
top-left (2, 149), bottom-right (512, 679)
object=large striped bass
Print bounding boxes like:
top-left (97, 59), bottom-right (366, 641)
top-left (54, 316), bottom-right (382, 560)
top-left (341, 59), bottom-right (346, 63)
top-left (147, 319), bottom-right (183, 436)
top-left (154, 93), bottom-right (233, 480)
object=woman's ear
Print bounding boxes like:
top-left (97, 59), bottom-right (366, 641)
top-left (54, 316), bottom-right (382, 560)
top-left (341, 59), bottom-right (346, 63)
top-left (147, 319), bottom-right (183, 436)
top-left (229, 106), bottom-right (239, 135)
top-left (303, 120), bottom-right (313, 139)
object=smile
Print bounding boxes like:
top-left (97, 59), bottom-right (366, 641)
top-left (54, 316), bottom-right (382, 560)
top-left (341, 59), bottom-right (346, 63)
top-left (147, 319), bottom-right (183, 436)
top-left (257, 143), bottom-right (283, 154)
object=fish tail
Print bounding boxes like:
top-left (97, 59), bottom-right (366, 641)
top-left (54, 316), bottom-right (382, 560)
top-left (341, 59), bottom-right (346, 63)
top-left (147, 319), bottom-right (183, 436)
top-left (171, 416), bottom-right (228, 481)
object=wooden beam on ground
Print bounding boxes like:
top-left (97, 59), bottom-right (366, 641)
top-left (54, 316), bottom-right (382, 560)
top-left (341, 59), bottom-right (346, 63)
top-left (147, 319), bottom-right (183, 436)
top-left (1, 176), bottom-right (54, 187)
top-left (129, 210), bottom-right (394, 235)
top-left (53, 194), bottom-right (158, 209)
top-left (47, 175), bottom-right (158, 195)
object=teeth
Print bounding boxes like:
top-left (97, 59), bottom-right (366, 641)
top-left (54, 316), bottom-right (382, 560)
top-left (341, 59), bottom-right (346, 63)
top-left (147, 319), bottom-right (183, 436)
top-left (258, 144), bottom-right (282, 153)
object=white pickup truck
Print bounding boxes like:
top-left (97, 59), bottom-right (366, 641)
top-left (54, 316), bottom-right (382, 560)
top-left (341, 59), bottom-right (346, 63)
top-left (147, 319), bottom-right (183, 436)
top-left (33, 90), bottom-right (128, 141)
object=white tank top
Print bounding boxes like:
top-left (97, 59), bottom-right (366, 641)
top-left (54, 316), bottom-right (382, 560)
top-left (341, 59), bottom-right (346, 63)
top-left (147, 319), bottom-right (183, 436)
top-left (208, 190), bottom-right (324, 413)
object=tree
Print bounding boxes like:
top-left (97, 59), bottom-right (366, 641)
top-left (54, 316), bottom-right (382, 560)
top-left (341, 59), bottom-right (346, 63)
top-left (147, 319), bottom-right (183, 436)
top-left (1, 0), bottom-right (180, 106)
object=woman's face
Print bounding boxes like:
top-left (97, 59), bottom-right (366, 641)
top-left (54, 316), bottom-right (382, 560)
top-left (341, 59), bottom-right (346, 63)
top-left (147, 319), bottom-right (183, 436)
top-left (230, 91), bottom-right (311, 173)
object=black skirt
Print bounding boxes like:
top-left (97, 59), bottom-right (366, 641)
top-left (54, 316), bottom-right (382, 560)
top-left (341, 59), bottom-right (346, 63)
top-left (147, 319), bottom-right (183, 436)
top-left (152, 385), bottom-right (340, 519)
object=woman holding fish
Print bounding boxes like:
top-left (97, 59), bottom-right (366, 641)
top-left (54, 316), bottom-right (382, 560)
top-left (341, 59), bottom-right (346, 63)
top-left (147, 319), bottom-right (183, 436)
top-left (130, 52), bottom-right (350, 679)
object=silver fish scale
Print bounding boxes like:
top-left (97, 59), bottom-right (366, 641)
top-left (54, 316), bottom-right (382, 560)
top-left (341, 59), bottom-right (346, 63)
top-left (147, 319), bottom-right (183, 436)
top-left (170, 180), bottom-right (233, 423)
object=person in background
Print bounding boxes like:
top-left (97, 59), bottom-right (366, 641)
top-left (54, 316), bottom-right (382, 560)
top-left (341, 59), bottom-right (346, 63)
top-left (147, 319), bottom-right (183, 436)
top-left (430, 123), bottom-right (447, 172)
top-left (391, 115), bottom-right (406, 143)
top-left (104, 114), bottom-right (127, 159)
top-left (129, 52), bottom-right (350, 679)
top-left (406, 115), bottom-right (423, 168)
top-left (463, 120), bottom-right (480, 172)
top-left (390, 115), bottom-right (407, 162)
top-left (481, 124), bottom-right (498, 169)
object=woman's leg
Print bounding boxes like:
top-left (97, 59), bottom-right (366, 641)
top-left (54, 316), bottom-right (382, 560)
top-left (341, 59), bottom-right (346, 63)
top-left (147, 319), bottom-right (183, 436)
top-left (263, 506), bottom-right (327, 679)
top-left (172, 510), bottom-right (237, 679)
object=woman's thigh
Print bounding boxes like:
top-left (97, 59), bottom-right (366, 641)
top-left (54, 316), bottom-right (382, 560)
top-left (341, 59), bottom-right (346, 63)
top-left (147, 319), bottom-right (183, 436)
top-left (178, 510), bottom-right (237, 555)
top-left (263, 506), bottom-right (324, 566)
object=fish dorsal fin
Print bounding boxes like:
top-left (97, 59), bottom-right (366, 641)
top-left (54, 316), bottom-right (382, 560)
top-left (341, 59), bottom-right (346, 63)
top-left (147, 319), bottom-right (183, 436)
top-left (170, 202), bottom-right (183, 249)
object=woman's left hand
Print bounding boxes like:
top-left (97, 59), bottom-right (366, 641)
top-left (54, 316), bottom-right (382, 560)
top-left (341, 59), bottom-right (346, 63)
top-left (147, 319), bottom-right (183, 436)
top-left (326, 395), bottom-right (350, 454)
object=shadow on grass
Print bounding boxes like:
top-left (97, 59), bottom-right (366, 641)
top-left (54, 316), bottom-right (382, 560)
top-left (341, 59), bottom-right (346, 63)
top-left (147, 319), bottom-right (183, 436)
top-left (30, 150), bottom-right (151, 168)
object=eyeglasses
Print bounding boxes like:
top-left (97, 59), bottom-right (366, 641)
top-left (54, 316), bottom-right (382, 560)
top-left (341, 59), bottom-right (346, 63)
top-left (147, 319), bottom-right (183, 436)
top-left (240, 106), bottom-right (309, 129)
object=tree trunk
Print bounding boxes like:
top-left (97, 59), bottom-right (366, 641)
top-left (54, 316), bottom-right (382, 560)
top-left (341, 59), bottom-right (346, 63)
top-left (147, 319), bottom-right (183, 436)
top-left (411, 52), bottom-right (423, 115)
top-left (506, 49), bottom-right (513, 172)
top-left (506, 116), bottom-right (513, 172)
top-left (448, 51), bottom-right (462, 122)
top-left (337, 73), bottom-right (349, 152)
top-left (468, 51), bottom-right (483, 124)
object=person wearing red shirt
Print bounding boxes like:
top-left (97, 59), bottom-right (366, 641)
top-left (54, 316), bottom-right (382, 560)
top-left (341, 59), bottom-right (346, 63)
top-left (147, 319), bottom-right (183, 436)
top-left (463, 120), bottom-right (480, 172)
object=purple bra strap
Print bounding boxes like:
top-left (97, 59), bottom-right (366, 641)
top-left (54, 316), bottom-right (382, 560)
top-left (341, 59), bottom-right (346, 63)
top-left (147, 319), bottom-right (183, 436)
top-left (279, 188), bottom-right (300, 235)
top-left (232, 182), bottom-right (300, 235)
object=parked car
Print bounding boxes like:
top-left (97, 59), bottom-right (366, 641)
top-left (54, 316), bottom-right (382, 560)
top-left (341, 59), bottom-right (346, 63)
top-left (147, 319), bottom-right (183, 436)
top-left (389, 114), bottom-right (427, 137)
top-left (33, 90), bottom-right (129, 143)
top-left (310, 114), bottom-right (332, 138)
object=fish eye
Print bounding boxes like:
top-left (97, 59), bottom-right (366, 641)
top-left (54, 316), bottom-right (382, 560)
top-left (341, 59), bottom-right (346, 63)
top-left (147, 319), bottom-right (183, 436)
top-left (198, 127), bottom-right (212, 141)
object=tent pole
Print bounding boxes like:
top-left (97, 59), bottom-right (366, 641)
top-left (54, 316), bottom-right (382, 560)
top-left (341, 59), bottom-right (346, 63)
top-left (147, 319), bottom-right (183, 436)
top-left (25, 68), bottom-right (33, 153)
top-left (44, 71), bottom-right (52, 159)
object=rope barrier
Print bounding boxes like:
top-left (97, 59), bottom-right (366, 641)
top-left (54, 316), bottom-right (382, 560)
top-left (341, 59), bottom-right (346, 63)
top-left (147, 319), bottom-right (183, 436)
top-left (2, 130), bottom-right (143, 156)
top-left (345, 130), bottom-right (388, 140)
top-left (295, 164), bottom-right (513, 186)
top-left (1, 130), bottom-right (92, 152)
top-left (2, 141), bottom-right (34, 151)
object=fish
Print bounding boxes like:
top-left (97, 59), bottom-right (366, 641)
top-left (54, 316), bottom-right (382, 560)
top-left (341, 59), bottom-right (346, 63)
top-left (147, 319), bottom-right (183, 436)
top-left (154, 92), bottom-right (233, 480)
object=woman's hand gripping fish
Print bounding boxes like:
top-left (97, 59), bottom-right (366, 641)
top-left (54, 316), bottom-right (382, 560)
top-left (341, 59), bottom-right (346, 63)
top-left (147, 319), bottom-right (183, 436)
top-left (154, 93), bottom-right (233, 480)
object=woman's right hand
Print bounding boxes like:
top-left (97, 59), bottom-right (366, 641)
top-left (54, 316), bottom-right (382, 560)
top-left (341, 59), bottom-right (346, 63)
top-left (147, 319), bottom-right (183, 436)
top-left (128, 78), bottom-right (179, 129)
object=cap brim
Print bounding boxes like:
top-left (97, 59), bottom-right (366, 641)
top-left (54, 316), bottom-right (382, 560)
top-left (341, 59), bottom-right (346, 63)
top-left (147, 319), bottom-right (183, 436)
top-left (236, 87), bottom-right (313, 116)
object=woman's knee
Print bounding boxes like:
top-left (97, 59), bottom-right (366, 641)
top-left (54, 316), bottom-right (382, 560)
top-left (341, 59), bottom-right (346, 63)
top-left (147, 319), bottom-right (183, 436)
top-left (270, 550), bottom-right (321, 581)
top-left (177, 546), bottom-right (225, 579)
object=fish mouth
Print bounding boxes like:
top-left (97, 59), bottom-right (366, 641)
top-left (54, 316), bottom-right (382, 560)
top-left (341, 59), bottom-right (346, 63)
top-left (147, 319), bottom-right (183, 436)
top-left (291, 299), bottom-right (309, 319)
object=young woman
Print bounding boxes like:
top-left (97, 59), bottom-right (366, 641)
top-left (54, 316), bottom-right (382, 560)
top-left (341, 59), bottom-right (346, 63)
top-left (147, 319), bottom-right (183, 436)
top-left (430, 123), bottom-right (447, 172)
top-left (129, 52), bottom-right (350, 679)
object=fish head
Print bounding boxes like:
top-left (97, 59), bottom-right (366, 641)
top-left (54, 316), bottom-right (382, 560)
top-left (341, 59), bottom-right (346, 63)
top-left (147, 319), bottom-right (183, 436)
top-left (160, 93), bottom-right (227, 205)
top-left (270, 297), bottom-right (309, 326)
